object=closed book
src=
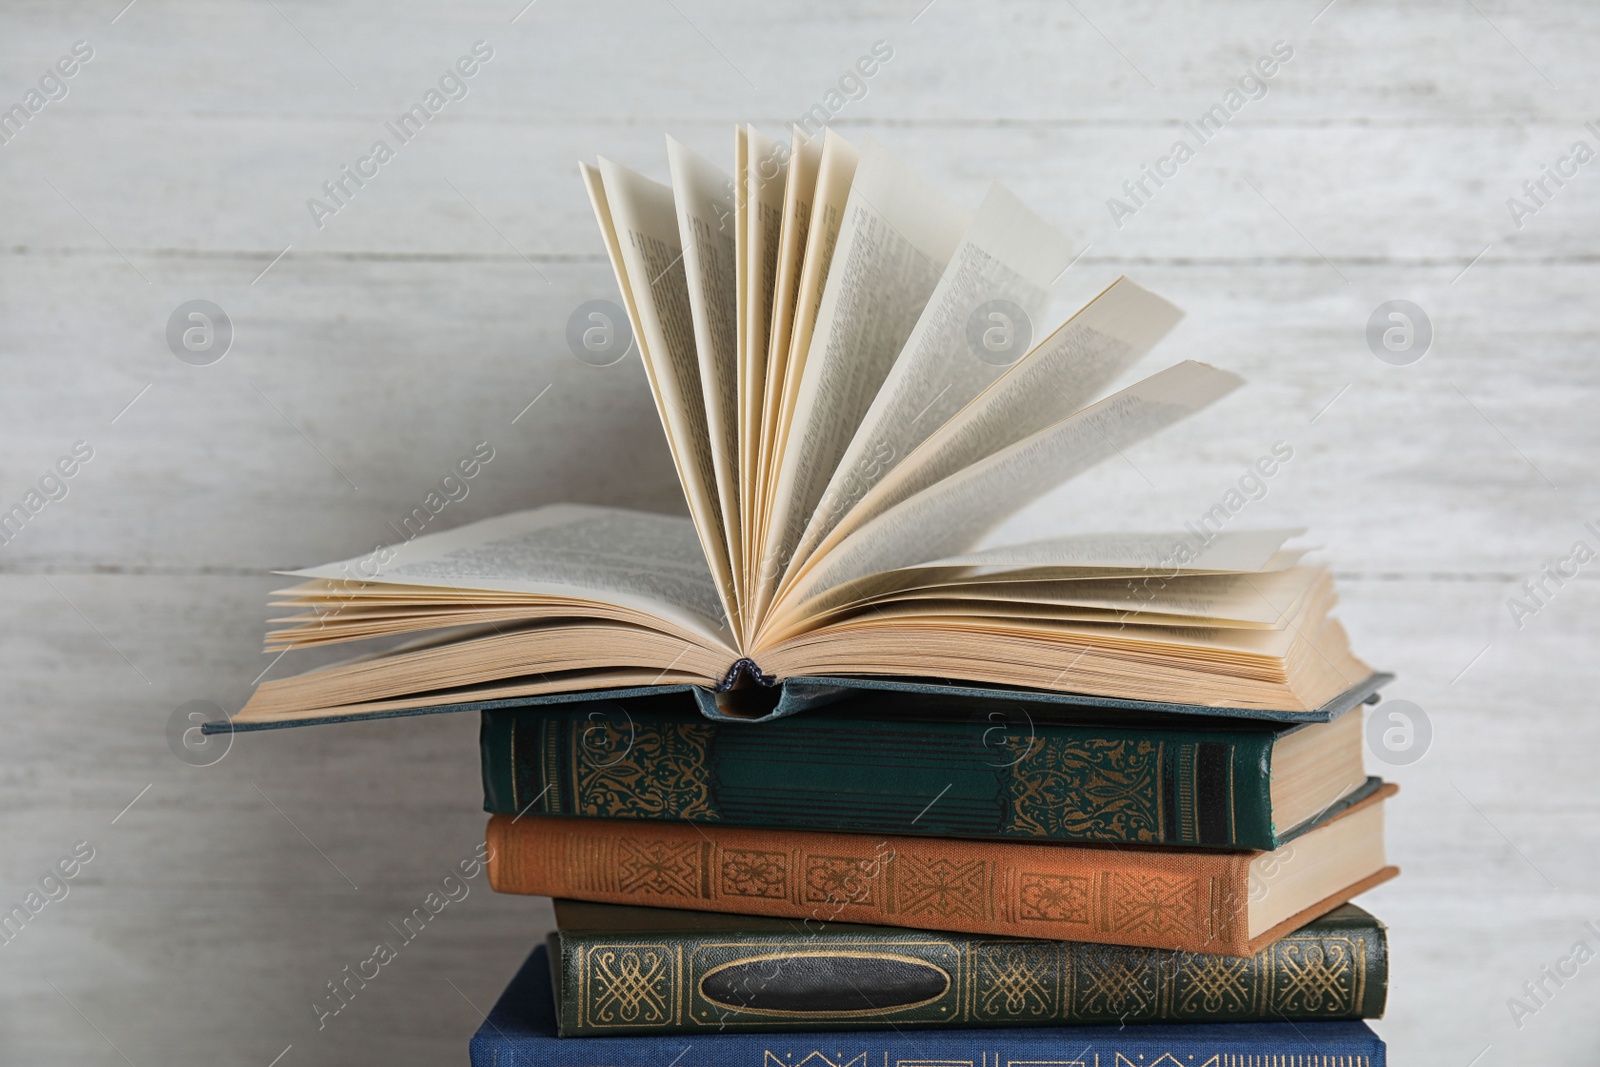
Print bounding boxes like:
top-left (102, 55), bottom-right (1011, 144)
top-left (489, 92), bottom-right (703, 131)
top-left (480, 692), bottom-right (1367, 849)
top-left (547, 899), bottom-right (1388, 1035)
top-left (470, 944), bottom-right (1388, 1066)
top-left (486, 783), bottom-right (1397, 956)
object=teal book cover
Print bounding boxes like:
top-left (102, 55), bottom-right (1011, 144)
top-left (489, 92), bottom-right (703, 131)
top-left (481, 690), bottom-right (1368, 849)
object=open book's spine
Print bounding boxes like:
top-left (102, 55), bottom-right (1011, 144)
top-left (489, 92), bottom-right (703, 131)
top-left (479, 704), bottom-right (1280, 848)
top-left (548, 905), bottom-right (1388, 1035)
top-left (486, 815), bottom-right (1257, 953)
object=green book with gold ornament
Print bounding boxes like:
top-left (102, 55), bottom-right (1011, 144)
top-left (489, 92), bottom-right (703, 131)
top-left (544, 899), bottom-right (1387, 1035)
top-left (480, 689), bottom-right (1373, 850)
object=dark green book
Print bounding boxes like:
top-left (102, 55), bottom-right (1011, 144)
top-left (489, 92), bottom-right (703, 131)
top-left (546, 900), bottom-right (1388, 1035)
top-left (480, 691), bottom-right (1367, 848)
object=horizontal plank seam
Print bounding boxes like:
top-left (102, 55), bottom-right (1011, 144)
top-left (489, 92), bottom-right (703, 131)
top-left (26, 113), bottom-right (1600, 131)
top-left (0, 565), bottom-right (1578, 581)
top-left (8, 248), bottom-right (1600, 268)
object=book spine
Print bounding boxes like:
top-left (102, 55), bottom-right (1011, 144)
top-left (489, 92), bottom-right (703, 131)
top-left (480, 712), bottom-right (514, 816)
top-left (486, 815), bottom-right (1255, 954)
top-left (551, 912), bottom-right (1388, 1034)
top-left (479, 996), bottom-right (1384, 1067)
top-left (473, 1021), bottom-right (1387, 1067)
top-left (480, 704), bottom-right (1278, 847)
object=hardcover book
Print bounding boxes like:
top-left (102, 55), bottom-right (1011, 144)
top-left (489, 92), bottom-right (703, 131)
top-left (470, 944), bottom-right (1388, 1065)
top-left (480, 690), bottom-right (1370, 849)
top-left (216, 671), bottom-right (1390, 733)
top-left (486, 783), bottom-right (1397, 956)
top-left (546, 899), bottom-right (1388, 1035)
top-left (232, 124), bottom-right (1381, 728)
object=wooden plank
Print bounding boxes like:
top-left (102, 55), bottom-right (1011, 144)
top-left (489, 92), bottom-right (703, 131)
top-left (1, 256), bottom-right (1593, 574)
top-left (6, 117), bottom-right (1599, 259)
top-left (0, 0), bottom-right (1590, 124)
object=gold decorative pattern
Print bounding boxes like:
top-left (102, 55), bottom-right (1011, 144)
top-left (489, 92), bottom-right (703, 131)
top-left (1074, 942), bottom-right (1162, 1020)
top-left (572, 717), bottom-right (719, 821)
top-left (1006, 738), bottom-right (1164, 843)
top-left (1174, 745), bottom-right (1199, 843)
top-left (616, 838), bottom-right (704, 896)
top-left (517, 817), bottom-right (1382, 962)
top-left (580, 944), bottom-right (675, 1028)
top-left (1171, 951), bottom-right (1254, 1016)
top-left (561, 928), bottom-right (1376, 1033)
top-left (721, 849), bottom-right (789, 899)
top-left (972, 941), bottom-right (1057, 1018)
top-left (1016, 872), bottom-right (1091, 923)
top-left (895, 855), bottom-right (990, 921)
top-left (1273, 938), bottom-right (1360, 1014)
top-left (685, 940), bottom-right (962, 1027)
top-left (1104, 872), bottom-right (1204, 938)
top-left (804, 856), bottom-right (881, 906)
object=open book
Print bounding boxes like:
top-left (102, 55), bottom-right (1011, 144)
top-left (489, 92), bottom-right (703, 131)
top-left (237, 127), bottom-right (1374, 727)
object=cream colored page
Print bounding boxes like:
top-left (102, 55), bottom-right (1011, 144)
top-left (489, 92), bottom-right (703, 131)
top-left (239, 668), bottom-right (714, 724)
top-left (580, 163), bottom-right (687, 497)
top-left (865, 567), bottom-right (1322, 624)
top-left (905, 531), bottom-right (1303, 574)
top-left (774, 546), bottom-right (1311, 642)
top-left (290, 505), bottom-right (733, 644)
top-left (747, 126), bottom-right (788, 377)
top-left (741, 124), bottom-right (788, 570)
top-left (756, 129), bottom-right (821, 497)
top-left (760, 529), bottom-right (1300, 645)
top-left (801, 278), bottom-right (1183, 566)
top-left (750, 130), bottom-right (824, 612)
top-left (756, 136), bottom-right (969, 616)
top-left (596, 158), bottom-right (735, 619)
top-left (778, 609), bottom-right (1300, 657)
top-left (816, 556), bottom-right (1313, 614)
top-left (734, 126), bottom-right (752, 515)
top-left (769, 361), bottom-right (1244, 623)
top-left (756, 131), bottom-right (860, 576)
top-left (790, 182), bottom-right (1074, 569)
top-left (666, 138), bottom-right (743, 600)
top-left (819, 598), bottom-right (1282, 629)
top-left (777, 130), bottom-right (862, 430)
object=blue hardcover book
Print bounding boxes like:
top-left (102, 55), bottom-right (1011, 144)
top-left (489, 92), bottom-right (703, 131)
top-left (470, 945), bottom-right (1388, 1066)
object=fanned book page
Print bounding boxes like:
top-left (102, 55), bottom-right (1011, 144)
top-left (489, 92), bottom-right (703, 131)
top-left (236, 125), bottom-right (1377, 726)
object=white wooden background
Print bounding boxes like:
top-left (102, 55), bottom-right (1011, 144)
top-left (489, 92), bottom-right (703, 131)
top-left (3, 0), bottom-right (1597, 1062)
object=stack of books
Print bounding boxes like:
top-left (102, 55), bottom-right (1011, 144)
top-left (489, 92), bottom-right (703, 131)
top-left (474, 683), bottom-right (1394, 1065)
top-left (228, 127), bottom-right (1396, 1065)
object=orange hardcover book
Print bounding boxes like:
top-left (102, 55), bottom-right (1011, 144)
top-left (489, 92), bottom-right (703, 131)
top-left (487, 784), bottom-right (1396, 956)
